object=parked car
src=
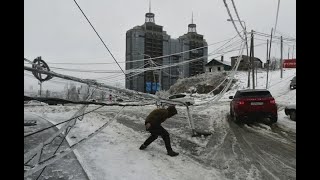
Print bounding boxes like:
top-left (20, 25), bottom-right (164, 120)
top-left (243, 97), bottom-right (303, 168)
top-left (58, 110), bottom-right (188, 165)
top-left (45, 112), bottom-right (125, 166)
top-left (26, 100), bottom-right (47, 106)
top-left (284, 104), bottom-right (296, 121)
top-left (168, 94), bottom-right (195, 106)
top-left (45, 100), bottom-right (58, 105)
top-left (290, 76), bottom-right (296, 90)
top-left (116, 98), bottom-right (123, 102)
top-left (229, 89), bottom-right (278, 124)
top-left (32, 97), bottom-right (69, 106)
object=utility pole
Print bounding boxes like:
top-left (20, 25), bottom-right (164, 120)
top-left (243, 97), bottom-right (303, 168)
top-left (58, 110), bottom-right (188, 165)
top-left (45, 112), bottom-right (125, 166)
top-left (227, 18), bottom-right (250, 87)
top-left (256, 56), bottom-right (258, 87)
top-left (244, 27), bottom-right (250, 88)
top-left (158, 67), bottom-right (161, 91)
top-left (280, 36), bottom-right (283, 78)
top-left (268, 28), bottom-right (273, 87)
top-left (266, 39), bottom-right (269, 89)
top-left (292, 45), bottom-right (294, 59)
top-left (250, 30), bottom-right (255, 89)
top-left (288, 47), bottom-right (290, 59)
top-left (169, 56), bottom-right (172, 86)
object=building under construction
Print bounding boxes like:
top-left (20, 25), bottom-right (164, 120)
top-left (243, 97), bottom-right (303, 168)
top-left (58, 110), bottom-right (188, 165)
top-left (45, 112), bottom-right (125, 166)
top-left (125, 6), bottom-right (207, 94)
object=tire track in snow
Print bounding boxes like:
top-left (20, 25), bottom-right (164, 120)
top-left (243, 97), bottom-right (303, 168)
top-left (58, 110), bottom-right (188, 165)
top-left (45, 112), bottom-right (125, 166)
top-left (229, 117), bottom-right (296, 180)
top-left (228, 120), bottom-right (281, 180)
top-left (93, 107), bottom-right (296, 180)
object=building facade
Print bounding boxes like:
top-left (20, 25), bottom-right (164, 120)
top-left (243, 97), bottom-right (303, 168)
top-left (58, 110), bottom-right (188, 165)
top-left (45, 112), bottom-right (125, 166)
top-left (205, 56), bottom-right (231, 72)
top-left (230, 55), bottom-right (263, 71)
top-left (125, 9), bottom-right (207, 93)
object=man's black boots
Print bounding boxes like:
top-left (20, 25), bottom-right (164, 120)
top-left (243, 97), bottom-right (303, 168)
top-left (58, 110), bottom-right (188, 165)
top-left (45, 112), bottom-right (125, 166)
top-left (167, 150), bottom-right (179, 157)
top-left (139, 144), bottom-right (147, 150)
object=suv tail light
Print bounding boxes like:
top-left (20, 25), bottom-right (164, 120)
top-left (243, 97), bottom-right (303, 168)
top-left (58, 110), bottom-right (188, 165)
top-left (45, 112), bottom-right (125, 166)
top-left (270, 99), bottom-right (275, 104)
top-left (237, 101), bottom-right (245, 105)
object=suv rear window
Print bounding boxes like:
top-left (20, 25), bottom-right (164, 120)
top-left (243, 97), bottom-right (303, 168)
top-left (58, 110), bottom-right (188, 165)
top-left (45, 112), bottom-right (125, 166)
top-left (235, 91), bottom-right (272, 98)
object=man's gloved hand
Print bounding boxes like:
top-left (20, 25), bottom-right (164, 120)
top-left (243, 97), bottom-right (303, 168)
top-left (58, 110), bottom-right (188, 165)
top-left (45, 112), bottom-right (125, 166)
top-left (145, 123), bottom-right (151, 130)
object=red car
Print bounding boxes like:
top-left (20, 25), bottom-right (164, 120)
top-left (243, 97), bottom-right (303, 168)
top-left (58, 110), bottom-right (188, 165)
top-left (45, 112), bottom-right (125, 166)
top-left (229, 89), bottom-right (277, 124)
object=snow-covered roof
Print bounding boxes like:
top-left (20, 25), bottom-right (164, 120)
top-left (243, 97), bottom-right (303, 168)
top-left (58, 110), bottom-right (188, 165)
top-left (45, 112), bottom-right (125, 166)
top-left (231, 55), bottom-right (262, 63)
top-left (205, 58), bottom-right (231, 66)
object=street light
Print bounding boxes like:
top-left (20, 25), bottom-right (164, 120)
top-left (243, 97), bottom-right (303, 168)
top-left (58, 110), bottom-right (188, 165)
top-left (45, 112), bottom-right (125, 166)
top-left (227, 19), bottom-right (250, 88)
top-left (227, 19), bottom-right (246, 30)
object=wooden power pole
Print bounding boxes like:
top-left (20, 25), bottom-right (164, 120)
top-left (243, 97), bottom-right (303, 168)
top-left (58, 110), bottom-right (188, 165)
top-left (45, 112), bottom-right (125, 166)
top-left (280, 36), bottom-right (283, 78)
top-left (245, 29), bottom-right (250, 88)
top-left (268, 28), bottom-right (273, 87)
top-left (250, 30), bottom-right (255, 89)
top-left (266, 39), bottom-right (269, 89)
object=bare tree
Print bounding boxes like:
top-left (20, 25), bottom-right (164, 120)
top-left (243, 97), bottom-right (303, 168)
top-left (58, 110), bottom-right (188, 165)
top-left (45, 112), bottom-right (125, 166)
top-left (45, 90), bottom-right (50, 98)
top-left (64, 84), bottom-right (70, 100)
top-left (270, 57), bottom-right (281, 70)
top-left (114, 82), bottom-right (123, 88)
top-left (99, 90), bottom-right (107, 102)
top-left (69, 84), bottom-right (79, 101)
top-left (78, 85), bottom-right (89, 100)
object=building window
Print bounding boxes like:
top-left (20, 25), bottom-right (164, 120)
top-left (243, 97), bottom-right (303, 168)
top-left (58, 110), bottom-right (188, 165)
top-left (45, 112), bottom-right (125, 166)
top-left (218, 67), bottom-right (221, 71)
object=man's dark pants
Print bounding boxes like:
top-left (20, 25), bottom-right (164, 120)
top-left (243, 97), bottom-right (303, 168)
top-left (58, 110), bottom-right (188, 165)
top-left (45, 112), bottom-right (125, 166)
top-left (143, 125), bottom-right (172, 152)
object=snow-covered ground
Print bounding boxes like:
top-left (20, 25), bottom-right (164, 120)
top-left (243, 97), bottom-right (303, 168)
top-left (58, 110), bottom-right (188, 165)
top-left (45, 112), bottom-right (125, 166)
top-left (24, 68), bottom-right (296, 180)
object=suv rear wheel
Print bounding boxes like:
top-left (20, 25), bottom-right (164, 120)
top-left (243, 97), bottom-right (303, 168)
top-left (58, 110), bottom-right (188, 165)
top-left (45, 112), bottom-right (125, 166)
top-left (230, 108), bottom-right (234, 118)
top-left (266, 116), bottom-right (277, 125)
top-left (233, 115), bottom-right (241, 124)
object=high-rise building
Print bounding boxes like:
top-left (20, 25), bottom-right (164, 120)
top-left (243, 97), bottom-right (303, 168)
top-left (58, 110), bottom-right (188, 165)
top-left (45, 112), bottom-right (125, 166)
top-left (125, 7), bottom-right (207, 94)
top-left (178, 13), bottom-right (208, 78)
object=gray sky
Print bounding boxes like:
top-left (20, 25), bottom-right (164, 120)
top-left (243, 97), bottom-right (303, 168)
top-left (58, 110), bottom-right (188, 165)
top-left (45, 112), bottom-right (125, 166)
top-left (24, 0), bottom-right (296, 92)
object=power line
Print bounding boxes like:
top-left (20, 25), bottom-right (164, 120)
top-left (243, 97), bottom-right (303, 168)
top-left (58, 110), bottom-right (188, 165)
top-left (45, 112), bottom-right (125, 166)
top-left (49, 67), bottom-right (123, 74)
top-left (230, 0), bottom-right (245, 30)
top-left (122, 35), bottom-right (241, 64)
top-left (24, 106), bottom-right (103, 138)
top-left (274, 0), bottom-right (281, 35)
top-left (222, 0), bottom-right (244, 40)
top-left (24, 88), bottom-right (98, 178)
top-left (275, 30), bottom-right (295, 40)
top-left (72, 0), bottom-right (125, 75)
top-left (24, 33), bottom-right (252, 87)
top-left (101, 37), bottom-right (245, 79)
top-left (24, 107), bottom-right (126, 178)
top-left (25, 37), bottom-right (241, 78)
top-left (25, 37), bottom-right (264, 86)
top-left (41, 35), bottom-right (239, 65)
top-left (46, 61), bottom-right (152, 75)
top-left (93, 62), bottom-right (151, 81)
top-left (25, 72), bottom-right (83, 87)
top-left (252, 31), bottom-right (295, 41)
top-left (93, 41), bottom-right (268, 84)
top-left (25, 33), bottom-right (244, 88)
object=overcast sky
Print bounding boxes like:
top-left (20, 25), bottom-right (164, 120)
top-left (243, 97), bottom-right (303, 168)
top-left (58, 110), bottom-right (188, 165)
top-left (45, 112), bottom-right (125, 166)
top-left (24, 0), bottom-right (296, 92)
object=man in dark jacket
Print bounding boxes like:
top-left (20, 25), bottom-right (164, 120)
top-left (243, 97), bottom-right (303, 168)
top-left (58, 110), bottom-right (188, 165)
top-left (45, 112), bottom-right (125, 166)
top-left (139, 106), bottom-right (179, 157)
